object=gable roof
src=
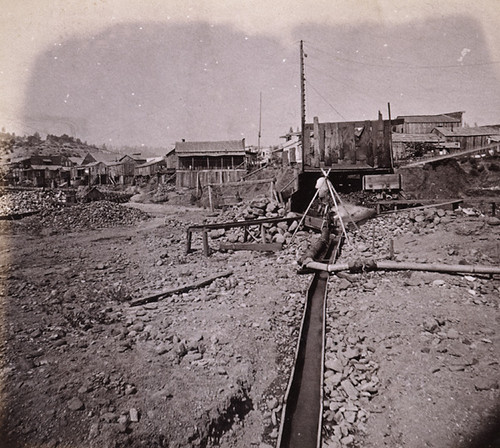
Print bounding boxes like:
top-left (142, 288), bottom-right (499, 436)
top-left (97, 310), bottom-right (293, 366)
top-left (175, 139), bottom-right (245, 157)
top-left (119, 154), bottom-right (147, 163)
top-left (136, 157), bottom-right (166, 168)
top-left (69, 157), bottom-right (84, 165)
top-left (396, 114), bottom-right (462, 124)
top-left (83, 152), bottom-right (120, 164)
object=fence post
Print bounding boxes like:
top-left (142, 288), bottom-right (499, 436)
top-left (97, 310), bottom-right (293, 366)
top-left (202, 230), bottom-right (210, 256)
top-left (186, 230), bottom-right (192, 254)
top-left (208, 185), bottom-right (213, 212)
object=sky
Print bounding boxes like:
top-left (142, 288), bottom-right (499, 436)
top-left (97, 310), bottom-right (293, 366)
top-left (1, 0), bottom-right (499, 150)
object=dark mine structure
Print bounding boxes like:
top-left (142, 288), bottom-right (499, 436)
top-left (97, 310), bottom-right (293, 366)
top-left (291, 113), bottom-right (403, 212)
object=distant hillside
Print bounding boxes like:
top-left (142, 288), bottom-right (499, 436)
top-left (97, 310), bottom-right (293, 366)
top-left (0, 132), bottom-right (121, 164)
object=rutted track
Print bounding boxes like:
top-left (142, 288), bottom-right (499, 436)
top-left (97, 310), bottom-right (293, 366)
top-left (278, 231), bottom-right (342, 448)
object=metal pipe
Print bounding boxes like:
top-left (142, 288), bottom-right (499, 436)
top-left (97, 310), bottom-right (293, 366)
top-left (303, 259), bottom-right (500, 275)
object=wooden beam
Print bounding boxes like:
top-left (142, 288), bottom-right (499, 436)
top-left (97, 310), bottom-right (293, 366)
top-left (206, 178), bottom-right (275, 188)
top-left (219, 242), bottom-right (283, 252)
top-left (130, 270), bottom-right (233, 307)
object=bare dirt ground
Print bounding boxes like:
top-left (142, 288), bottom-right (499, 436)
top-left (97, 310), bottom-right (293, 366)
top-left (0, 194), bottom-right (499, 448)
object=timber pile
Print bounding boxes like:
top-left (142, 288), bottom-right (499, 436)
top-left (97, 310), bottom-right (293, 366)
top-left (18, 201), bottom-right (149, 232)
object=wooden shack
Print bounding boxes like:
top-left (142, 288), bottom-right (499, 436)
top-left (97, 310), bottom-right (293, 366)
top-left (175, 139), bottom-right (247, 188)
top-left (302, 114), bottom-right (402, 173)
top-left (291, 114), bottom-right (403, 212)
top-left (432, 126), bottom-right (500, 151)
top-left (393, 112), bottom-right (463, 134)
top-left (134, 157), bottom-right (167, 180)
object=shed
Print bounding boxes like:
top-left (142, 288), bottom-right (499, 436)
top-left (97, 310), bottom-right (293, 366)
top-left (431, 126), bottom-right (500, 151)
top-left (391, 133), bottom-right (445, 160)
top-left (83, 187), bottom-right (105, 202)
top-left (165, 147), bottom-right (177, 170)
top-left (394, 112), bottom-right (463, 134)
top-left (134, 157), bottom-right (167, 177)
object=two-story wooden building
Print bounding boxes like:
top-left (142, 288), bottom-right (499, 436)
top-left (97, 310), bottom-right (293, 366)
top-left (175, 139), bottom-right (248, 188)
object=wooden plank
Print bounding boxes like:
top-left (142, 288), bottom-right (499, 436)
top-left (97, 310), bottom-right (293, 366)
top-left (331, 122), bottom-right (340, 164)
top-left (375, 112), bottom-right (385, 167)
top-left (356, 121), bottom-right (371, 165)
top-left (313, 116), bottom-right (320, 168)
top-left (206, 178), bottom-right (275, 188)
top-left (365, 121), bottom-right (375, 167)
top-left (219, 242), bottom-right (283, 252)
top-left (319, 122), bottom-right (326, 164)
top-left (379, 200), bottom-right (463, 214)
top-left (323, 123), bottom-right (331, 166)
top-left (130, 270), bottom-right (233, 307)
top-left (382, 120), bottom-right (392, 167)
top-left (187, 215), bottom-right (299, 231)
top-left (339, 123), bottom-right (355, 164)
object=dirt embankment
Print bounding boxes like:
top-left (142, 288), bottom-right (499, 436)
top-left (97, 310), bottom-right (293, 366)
top-left (399, 156), bottom-right (500, 200)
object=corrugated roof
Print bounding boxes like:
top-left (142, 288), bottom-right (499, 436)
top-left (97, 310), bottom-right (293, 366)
top-left (433, 126), bottom-right (500, 137)
top-left (396, 114), bottom-right (462, 123)
top-left (136, 157), bottom-right (165, 168)
top-left (392, 133), bottom-right (443, 143)
top-left (175, 140), bottom-right (245, 156)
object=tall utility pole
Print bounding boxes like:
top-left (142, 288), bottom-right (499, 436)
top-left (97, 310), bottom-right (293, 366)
top-left (300, 40), bottom-right (306, 171)
top-left (258, 91), bottom-right (262, 153)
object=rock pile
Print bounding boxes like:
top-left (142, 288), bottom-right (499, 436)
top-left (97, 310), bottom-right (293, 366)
top-left (204, 197), bottom-right (300, 245)
top-left (0, 190), bottom-right (67, 216)
top-left (341, 208), bottom-right (459, 260)
top-left (19, 201), bottom-right (149, 232)
top-left (322, 285), bottom-right (380, 448)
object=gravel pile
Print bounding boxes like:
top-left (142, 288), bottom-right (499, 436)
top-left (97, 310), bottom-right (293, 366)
top-left (19, 201), bottom-right (150, 232)
top-left (0, 190), bottom-right (67, 215)
top-left (341, 208), bottom-right (459, 260)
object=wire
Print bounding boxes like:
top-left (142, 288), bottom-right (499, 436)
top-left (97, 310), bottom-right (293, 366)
top-left (306, 62), bottom-right (383, 104)
top-left (304, 41), bottom-right (500, 70)
top-left (305, 80), bottom-right (347, 121)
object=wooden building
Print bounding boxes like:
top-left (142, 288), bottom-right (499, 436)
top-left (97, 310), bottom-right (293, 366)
top-left (9, 155), bottom-right (72, 187)
top-left (175, 139), bottom-right (247, 188)
top-left (164, 147), bottom-right (177, 170)
top-left (431, 126), bottom-right (500, 151)
top-left (393, 112), bottom-right (463, 134)
top-left (86, 161), bottom-right (109, 185)
top-left (279, 129), bottom-right (302, 166)
top-left (391, 133), bottom-right (445, 161)
top-left (302, 114), bottom-right (402, 173)
top-left (134, 157), bottom-right (167, 178)
top-left (114, 155), bottom-right (147, 185)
